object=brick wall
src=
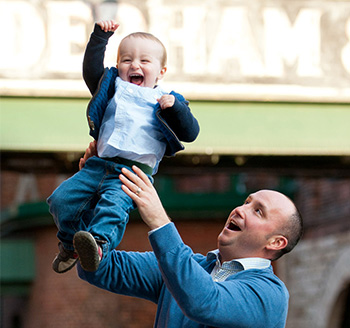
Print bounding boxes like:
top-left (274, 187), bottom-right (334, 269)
top-left (23, 225), bottom-right (158, 328)
top-left (2, 170), bottom-right (350, 327)
top-left (282, 177), bottom-right (350, 328)
top-left (20, 222), bottom-right (222, 328)
top-left (283, 231), bottom-right (350, 328)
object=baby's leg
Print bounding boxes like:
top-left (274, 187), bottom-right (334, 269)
top-left (73, 164), bottom-right (136, 272)
top-left (86, 166), bottom-right (136, 254)
top-left (47, 157), bottom-right (105, 250)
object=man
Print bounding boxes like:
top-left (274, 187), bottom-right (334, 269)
top-left (77, 165), bottom-right (303, 328)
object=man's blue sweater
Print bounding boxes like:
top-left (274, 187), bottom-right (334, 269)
top-left (78, 223), bottom-right (289, 327)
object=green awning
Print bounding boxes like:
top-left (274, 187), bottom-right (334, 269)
top-left (1, 97), bottom-right (349, 156)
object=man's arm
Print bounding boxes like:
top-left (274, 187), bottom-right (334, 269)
top-left (119, 167), bottom-right (289, 327)
top-left (83, 21), bottom-right (117, 95)
top-left (119, 166), bottom-right (171, 230)
top-left (149, 223), bottom-right (289, 327)
top-left (79, 140), bottom-right (97, 170)
top-left (77, 248), bottom-right (163, 303)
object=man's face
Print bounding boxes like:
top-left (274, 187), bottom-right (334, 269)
top-left (117, 36), bottom-right (166, 88)
top-left (217, 190), bottom-right (294, 261)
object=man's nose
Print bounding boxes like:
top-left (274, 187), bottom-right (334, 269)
top-left (234, 205), bottom-right (245, 219)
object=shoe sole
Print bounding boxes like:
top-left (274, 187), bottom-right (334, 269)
top-left (73, 231), bottom-right (100, 272)
top-left (52, 256), bottom-right (78, 274)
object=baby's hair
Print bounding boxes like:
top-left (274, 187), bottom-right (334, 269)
top-left (117, 32), bottom-right (167, 67)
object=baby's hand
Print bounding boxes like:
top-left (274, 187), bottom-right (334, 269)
top-left (157, 95), bottom-right (175, 110)
top-left (97, 20), bottom-right (119, 32)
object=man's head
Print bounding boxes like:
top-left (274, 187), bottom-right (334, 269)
top-left (217, 190), bottom-right (303, 262)
top-left (116, 32), bottom-right (167, 88)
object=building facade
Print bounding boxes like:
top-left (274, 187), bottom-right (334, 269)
top-left (1, 0), bottom-right (350, 327)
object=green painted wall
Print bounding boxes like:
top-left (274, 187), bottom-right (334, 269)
top-left (1, 97), bottom-right (350, 155)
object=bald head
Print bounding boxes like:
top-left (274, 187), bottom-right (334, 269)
top-left (254, 190), bottom-right (296, 218)
top-left (258, 190), bottom-right (303, 260)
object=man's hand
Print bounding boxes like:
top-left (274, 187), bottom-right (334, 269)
top-left (157, 95), bottom-right (175, 110)
top-left (79, 140), bottom-right (97, 170)
top-left (119, 166), bottom-right (171, 230)
top-left (97, 20), bottom-right (119, 33)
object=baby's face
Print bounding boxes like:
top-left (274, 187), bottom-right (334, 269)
top-left (117, 36), bottom-right (166, 88)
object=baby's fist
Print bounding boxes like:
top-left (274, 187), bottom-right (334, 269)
top-left (157, 95), bottom-right (175, 110)
top-left (97, 20), bottom-right (119, 32)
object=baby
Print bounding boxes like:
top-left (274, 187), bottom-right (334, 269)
top-left (47, 20), bottom-right (200, 273)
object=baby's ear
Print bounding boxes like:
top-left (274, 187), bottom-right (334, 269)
top-left (157, 67), bottom-right (167, 81)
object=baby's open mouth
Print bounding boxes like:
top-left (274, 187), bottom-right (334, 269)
top-left (129, 74), bottom-right (143, 85)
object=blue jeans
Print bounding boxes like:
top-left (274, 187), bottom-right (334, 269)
top-left (47, 156), bottom-right (151, 255)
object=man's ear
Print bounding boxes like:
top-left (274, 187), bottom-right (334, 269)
top-left (266, 235), bottom-right (288, 251)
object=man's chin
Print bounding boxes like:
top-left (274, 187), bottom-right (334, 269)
top-left (217, 233), bottom-right (235, 247)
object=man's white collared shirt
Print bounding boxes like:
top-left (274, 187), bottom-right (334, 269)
top-left (207, 250), bottom-right (271, 282)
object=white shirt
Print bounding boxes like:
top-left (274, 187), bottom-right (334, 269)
top-left (97, 77), bottom-right (168, 172)
top-left (207, 249), bottom-right (271, 282)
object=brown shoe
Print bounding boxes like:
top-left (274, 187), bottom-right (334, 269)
top-left (52, 242), bottom-right (78, 274)
top-left (73, 231), bottom-right (102, 272)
